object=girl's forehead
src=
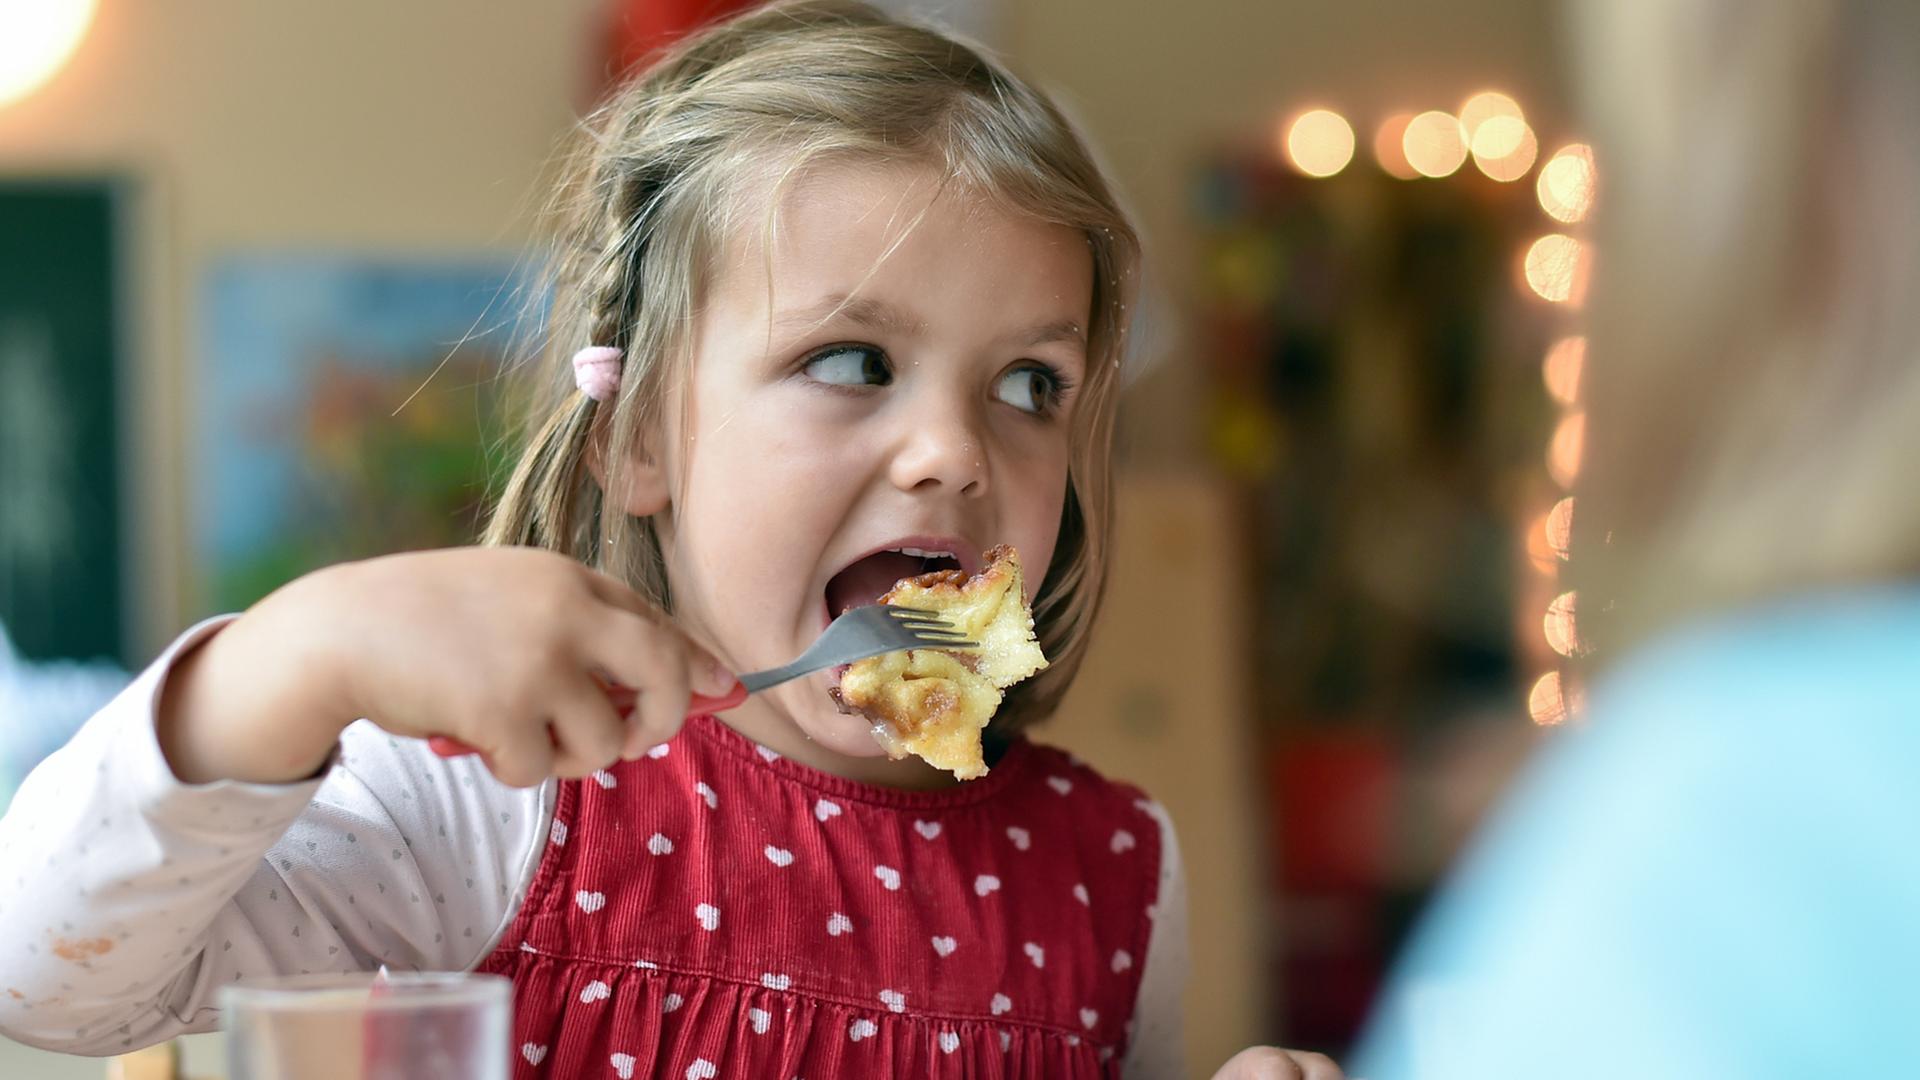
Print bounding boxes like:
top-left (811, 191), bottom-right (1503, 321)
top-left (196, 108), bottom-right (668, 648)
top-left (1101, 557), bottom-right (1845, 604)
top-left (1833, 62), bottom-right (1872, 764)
top-left (707, 158), bottom-right (1089, 318)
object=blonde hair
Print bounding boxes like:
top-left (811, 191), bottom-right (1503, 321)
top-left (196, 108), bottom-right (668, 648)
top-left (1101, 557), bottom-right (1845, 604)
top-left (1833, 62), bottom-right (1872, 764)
top-left (1566, 0), bottom-right (1920, 658)
top-left (483, 0), bottom-right (1140, 730)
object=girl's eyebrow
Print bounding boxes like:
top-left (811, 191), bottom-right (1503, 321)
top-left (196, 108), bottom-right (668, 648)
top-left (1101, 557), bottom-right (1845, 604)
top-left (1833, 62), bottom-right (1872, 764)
top-left (773, 294), bottom-right (926, 339)
top-left (772, 293), bottom-right (1086, 351)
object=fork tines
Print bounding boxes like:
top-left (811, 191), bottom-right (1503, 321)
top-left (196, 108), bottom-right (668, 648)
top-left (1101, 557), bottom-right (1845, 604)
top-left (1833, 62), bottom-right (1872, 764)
top-left (881, 605), bottom-right (978, 648)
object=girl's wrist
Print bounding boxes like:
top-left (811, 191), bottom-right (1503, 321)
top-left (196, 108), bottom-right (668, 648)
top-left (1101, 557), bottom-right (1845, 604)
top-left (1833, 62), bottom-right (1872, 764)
top-left (158, 576), bottom-right (355, 785)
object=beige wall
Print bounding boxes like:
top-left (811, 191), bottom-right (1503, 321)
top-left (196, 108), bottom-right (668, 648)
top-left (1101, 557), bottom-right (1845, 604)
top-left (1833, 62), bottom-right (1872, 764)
top-left (0, 0), bottom-right (607, 655)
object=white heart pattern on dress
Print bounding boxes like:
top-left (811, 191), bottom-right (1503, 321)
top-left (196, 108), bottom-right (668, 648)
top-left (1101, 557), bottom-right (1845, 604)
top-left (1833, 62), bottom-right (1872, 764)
top-left (1073, 883), bottom-right (1090, 905)
top-left (610, 1053), bottom-right (636, 1079)
top-left (974, 874), bottom-right (1001, 897)
top-left (635, 960), bottom-right (659, 970)
top-left (874, 865), bottom-right (902, 891)
top-left (646, 743), bottom-right (671, 759)
top-left (579, 980), bottom-right (611, 1003)
top-left (1112, 948), bottom-right (1133, 973)
top-left (761, 972), bottom-right (792, 991)
top-left (1023, 942), bottom-right (1045, 968)
top-left (575, 890), bottom-right (606, 914)
top-left (695, 781), bottom-right (718, 810)
top-left (849, 1018), bottom-right (878, 1042)
top-left (592, 769), bottom-right (618, 789)
top-left (828, 912), bottom-right (854, 936)
top-left (663, 993), bottom-right (685, 1013)
top-left (999, 1030), bottom-right (1012, 1051)
top-left (878, 989), bottom-right (906, 1013)
top-left (764, 844), bottom-right (794, 867)
top-left (814, 798), bottom-right (842, 822)
top-left (939, 1031), bottom-right (960, 1054)
top-left (991, 993), bottom-right (1012, 1016)
top-left (1006, 826), bottom-right (1031, 851)
top-left (549, 820), bottom-right (568, 847)
top-left (931, 935), bottom-right (957, 957)
top-left (1080, 1007), bottom-right (1099, 1029)
top-left (748, 1007), bottom-right (771, 1034)
top-left (1110, 828), bottom-right (1137, 853)
top-left (695, 903), bottom-right (720, 931)
top-left (521, 1043), bottom-right (548, 1066)
top-left (913, 819), bottom-right (942, 840)
top-left (686, 1061), bottom-right (717, 1080)
top-left (755, 745), bottom-right (781, 763)
top-left (1046, 775), bottom-right (1073, 796)
top-left (647, 833), bottom-right (673, 856)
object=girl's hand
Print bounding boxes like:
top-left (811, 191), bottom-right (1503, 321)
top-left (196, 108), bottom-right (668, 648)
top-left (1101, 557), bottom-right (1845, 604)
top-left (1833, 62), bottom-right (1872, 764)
top-left (158, 547), bottom-right (737, 788)
top-left (1209, 1047), bottom-right (1347, 1080)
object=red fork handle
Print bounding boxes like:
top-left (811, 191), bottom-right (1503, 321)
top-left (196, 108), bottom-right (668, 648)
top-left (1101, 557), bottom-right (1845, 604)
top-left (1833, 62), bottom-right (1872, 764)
top-left (426, 681), bottom-right (749, 759)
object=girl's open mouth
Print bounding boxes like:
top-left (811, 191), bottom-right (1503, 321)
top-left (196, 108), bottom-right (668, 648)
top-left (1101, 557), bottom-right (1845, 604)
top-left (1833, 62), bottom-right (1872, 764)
top-left (823, 548), bottom-right (964, 620)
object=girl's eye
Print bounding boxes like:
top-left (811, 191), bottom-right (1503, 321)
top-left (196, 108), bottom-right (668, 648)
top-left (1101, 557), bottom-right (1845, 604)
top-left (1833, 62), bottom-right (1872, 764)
top-left (994, 364), bottom-right (1065, 415)
top-left (803, 345), bottom-right (891, 387)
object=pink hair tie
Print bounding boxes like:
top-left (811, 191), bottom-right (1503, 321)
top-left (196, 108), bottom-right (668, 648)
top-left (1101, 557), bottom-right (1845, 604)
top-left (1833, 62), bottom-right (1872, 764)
top-left (571, 345), bottom-right (624, 402)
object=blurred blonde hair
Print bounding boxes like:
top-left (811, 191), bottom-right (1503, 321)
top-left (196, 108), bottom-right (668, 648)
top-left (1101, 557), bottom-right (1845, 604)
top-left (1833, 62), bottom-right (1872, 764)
top-left (482, 0), bottom-right (1140, 731)
top-left (1566, 0), bottom-right (1920, 657)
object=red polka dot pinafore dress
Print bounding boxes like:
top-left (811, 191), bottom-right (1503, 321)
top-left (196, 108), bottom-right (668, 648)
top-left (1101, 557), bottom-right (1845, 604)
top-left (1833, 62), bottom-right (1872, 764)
top-left (478, 713), bottom-right (1164, 1077)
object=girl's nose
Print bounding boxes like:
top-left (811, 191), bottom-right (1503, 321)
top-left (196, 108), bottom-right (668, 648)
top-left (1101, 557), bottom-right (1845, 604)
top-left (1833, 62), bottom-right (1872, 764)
top-left (887, 404), bottom-right (990, 498)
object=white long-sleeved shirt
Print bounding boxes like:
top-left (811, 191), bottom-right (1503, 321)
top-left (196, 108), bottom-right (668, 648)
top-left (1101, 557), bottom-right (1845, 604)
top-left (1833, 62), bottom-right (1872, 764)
top-left (0, 617), bottom-right (1189, 1075)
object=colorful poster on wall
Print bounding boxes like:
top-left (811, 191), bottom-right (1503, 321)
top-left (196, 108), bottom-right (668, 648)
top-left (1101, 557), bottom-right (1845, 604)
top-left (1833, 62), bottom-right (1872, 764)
top-left (196, 257), bottom-right (531, 618)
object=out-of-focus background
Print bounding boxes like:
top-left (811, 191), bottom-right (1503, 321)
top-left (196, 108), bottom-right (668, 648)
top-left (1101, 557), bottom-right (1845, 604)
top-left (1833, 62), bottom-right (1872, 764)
top-left (0, 0), bottom-right (1595, 1074)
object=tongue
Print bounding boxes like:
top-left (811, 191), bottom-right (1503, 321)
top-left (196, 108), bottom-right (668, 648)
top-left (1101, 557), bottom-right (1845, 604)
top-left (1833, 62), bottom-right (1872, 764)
top-left (826, 552), bottom-right (928, 617)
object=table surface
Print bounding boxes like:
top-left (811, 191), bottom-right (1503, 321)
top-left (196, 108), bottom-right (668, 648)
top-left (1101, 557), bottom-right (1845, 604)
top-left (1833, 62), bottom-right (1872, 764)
top-left (0, 1031), bottom-right (226, 1078)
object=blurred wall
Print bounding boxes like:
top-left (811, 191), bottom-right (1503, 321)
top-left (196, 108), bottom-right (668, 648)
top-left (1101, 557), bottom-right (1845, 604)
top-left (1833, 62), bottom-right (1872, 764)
top-left (1004, 2), bottom-right (1568, 1069)
top-left (0, 0), bottom-right (606, 657)
top-left (1005, 0), bottom-right (1569, 463)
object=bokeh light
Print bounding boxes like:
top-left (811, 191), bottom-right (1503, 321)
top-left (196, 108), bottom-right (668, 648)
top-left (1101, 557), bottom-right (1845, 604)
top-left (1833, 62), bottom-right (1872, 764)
top-left (1472, 116), bottom-right (1538, 182)
top-left (1457, 90), bottom-right (1524, 143)
top-left (1544, 590), bottom-right (1582, 657)
top-left (1543, 336), bottom-right (1586, 405)
top-left (1523, 233), bottom-right (1589, 304)
top-left (1525, 511), bottom-right (1559, 574)
top-left (1545, 497), bottom-right (1574, 560)
top-left (1403, 110), bottom-right (1468, 178)
top-left (1528, 670), bottom-right (1582, 726)
top-left (1537, 143), bottom-right (1597, 223)
top-left (0, 0), bottom-right (96, 107)
top-left (1284, 109), bottom-right (1356, 178)
top-left (1548, 411), bottom-right (1586, 488)
top-left (1372, 112), bottom-right (1419, 180)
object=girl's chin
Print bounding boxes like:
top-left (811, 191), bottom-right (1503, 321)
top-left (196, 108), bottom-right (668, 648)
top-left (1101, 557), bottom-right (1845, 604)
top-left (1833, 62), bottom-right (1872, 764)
top-left (791, 705), bottom-right (894, 759)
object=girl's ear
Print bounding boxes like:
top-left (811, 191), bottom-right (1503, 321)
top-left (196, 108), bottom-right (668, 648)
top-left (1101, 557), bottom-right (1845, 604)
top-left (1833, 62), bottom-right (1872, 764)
top-left (586, 428), bottom-right (671, 517)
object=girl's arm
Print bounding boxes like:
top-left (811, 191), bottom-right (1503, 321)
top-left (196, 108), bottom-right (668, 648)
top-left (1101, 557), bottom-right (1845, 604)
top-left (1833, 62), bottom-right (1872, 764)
top-left (0, 618), bottom-right (549, 1055)
top-left (1124, 805), bottom-right (1189, 1079)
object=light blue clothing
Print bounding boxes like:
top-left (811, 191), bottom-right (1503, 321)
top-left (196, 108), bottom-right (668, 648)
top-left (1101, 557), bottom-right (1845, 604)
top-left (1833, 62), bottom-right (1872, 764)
top-left (1355, 587), bottom-right (1920, 1079)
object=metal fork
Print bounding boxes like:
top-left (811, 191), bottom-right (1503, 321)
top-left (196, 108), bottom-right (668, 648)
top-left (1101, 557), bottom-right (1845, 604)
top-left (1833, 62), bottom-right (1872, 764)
top-left (735, 604), bottom-right (975, 693)
top-left (426, 605), bottom-right (974, 759)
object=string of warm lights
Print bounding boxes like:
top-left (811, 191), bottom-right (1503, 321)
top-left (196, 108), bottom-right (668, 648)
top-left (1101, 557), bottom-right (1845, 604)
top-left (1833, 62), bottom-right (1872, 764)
top-left (1278, 91), bottom-right (1598, 727)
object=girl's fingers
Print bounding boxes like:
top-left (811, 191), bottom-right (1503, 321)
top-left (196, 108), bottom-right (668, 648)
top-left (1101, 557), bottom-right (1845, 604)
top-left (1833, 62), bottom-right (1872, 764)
top-left (1292, 1053), bottom-right (1345, 1080)
top-left (484, 713), bottom-right (557, 789)
top-left (546, 673), bottom-right (628, 778)
top-left (1211, 1048), bottom-right (1344, 1080)
top-left (580, 609), bottom-right (694, 758)
top-left (577, 570), bottom-right (738, 698)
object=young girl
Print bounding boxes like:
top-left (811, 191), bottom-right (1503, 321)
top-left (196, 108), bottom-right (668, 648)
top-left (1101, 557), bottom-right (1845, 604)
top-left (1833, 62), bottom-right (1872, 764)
top-left (0, 3), bottom-right (1337, 1076)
